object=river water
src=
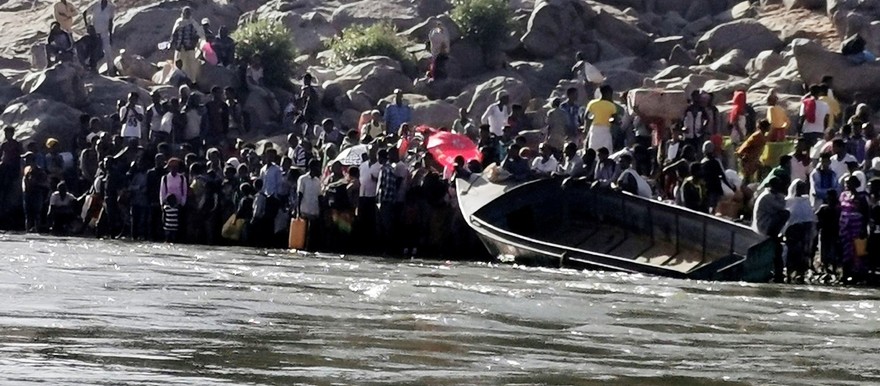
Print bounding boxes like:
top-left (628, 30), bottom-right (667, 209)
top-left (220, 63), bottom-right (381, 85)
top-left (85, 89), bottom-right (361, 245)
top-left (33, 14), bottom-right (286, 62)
top-left (1, 234), bottom-right (879, 385)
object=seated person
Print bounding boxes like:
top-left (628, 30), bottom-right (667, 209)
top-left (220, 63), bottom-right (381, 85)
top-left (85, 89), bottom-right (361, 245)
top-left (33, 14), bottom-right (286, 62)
top-left (46, 22), bottom-right (74, 65)
top-left (212, 26), bottom-right (235, 67)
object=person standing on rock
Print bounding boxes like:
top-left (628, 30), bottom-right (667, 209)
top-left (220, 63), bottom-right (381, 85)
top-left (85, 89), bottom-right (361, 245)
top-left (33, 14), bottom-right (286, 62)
top-left (481, 91), bottom-right (510, 137)
top-left (53, 0), bottom-right (78, 32)
top-left (119, 92), bottom-right (144, 142)
top-left (170, 7), bottom-right (205, 86)
top-left (584, 85), bottom-right (616, 153)
top-left (385, 89), bottom-right (412, 137)
top-left (82, 0), bottom-right (115, 75)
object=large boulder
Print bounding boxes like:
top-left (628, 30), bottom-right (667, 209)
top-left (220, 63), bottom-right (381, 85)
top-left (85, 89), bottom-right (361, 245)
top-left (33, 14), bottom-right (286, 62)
top-left (520, 0), bottom-right (598, 58)
top-left (20, 62), bottom-right (88, 108)
top-left (113, 50), bottom-right (156, 81)
top-left (648, 36), bottom-right (686, 60)
top-left (353, 66), bottom-right (414, 102)
top-left (708, 48), bottom-right (749, 75)
top-left (403, 15), bottom-right (461, 44)
top-left (696, 19), bottom-right (784, 58)
top-left (595, 9), bottom-right (650, 54)
top-left (331, 0), bottom-right (421, 31)
top-left (83, 74), bottom-right (152, 117)
top-left (245, 10), bottom-right (336, 55)
top-left (196, 63), bottom-right (241, 93)
top-left (411, 100), bottom-right (460, 128)
top-left (792, 38), bottom-right (880, 100)
top-left (0, 95), bottom-right (84, 150)
top-left (114, 1), bottom-right (241, 63)
top-left (746, 50), bottom-right (785, 78)
top-left (243, 91), bottom-right (281, 133)
top-left (464, 76), bottom-right (531, 119)
top-left (509, 60), bottom-right (570, 98)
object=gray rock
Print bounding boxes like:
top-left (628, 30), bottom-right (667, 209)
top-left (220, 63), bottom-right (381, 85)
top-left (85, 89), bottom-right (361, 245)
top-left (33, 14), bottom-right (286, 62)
top-left (521, 0), bottom-right (599, 58)
top-left (21, 62), bottom-right (88, 108)
top-left (464, 76), bottom-right (531, 120)
top-left (653, 65), bottom-right (691, 81)
top-left (0, 94), bottom-right (84, 150)
top-left (696, 19), bottom-right (784, 58)
top-left (331, 0), bottom-right (421, 31)
top-left (403, 15), bottom-right (461, 45)
top-left (450, 39), bottom-right (486, 76)
top-left (595, 9), bottom-right (650, 54)
top-left (82, 74), bottom-right (152, 117)
top-left (746, 50), bottom-right (785, 78)
top-left (197, 64), bottom-right (241, 94)
top-left (648, 36), bottom-right (686, 60)
top-left (411, 99), bottom-right (460, 128)
top-left (708, 49), bottom-right (749, 75)
top-left (252, 10), bottom-right (336, 55)
top-left (668, 44), bottom-right (696, 66)
top-left (353, 65), bottom-right (414, 102)
top-left (113, 50), bottom-right (155, 81)
top-left (792, 38), bottom-right (880, 100)
top-left (684, 1), bottom-right (712, 21)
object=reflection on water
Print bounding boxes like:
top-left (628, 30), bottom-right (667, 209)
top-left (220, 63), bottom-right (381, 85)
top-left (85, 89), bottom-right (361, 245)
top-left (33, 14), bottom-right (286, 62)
top-left (0, 234), bottom-right (879, 385)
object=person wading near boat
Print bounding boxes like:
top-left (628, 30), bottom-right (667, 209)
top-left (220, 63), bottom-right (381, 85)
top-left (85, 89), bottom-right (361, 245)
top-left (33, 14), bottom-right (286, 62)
top-left (170, 7), bottom-right (205, 86)
top-left (585, 85), bottom-right (616, 153)
top-left (753, 176), bottom-right (789, 282)
top-left (82, 0), bottom-right (115, 75)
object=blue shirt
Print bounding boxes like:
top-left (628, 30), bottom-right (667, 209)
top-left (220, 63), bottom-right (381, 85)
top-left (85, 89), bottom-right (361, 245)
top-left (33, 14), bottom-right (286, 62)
top-left (385, 104), bottom-right (412, 135)
top-left (260, 163), bottom-right (283, 198)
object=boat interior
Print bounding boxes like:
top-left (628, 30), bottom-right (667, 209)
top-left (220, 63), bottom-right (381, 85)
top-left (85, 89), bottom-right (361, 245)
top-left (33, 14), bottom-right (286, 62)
top-left (472, 180), bottom-right (769, 278)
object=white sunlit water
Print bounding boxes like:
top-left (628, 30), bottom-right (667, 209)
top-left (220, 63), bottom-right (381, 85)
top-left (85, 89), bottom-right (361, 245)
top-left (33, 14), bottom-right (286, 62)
top-left (0, 233), bottom-right (879, 385)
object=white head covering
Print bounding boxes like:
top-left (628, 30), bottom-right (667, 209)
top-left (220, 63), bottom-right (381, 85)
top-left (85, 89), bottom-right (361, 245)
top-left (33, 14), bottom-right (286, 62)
top-left (872, 157), bottom-right (880, 171)
top-left (785, 179), bottom-right (817, 228)
top-left (225, 157), bottom-right (241, 170)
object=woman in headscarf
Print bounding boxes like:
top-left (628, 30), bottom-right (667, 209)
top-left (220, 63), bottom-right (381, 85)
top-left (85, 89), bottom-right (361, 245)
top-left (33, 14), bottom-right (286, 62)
top-left (728, 90), bottom-right (749, 146)
top-left (784, 179), bottom-right (817, 282)
top-left (765, 91), bottom-right (790, 142)
top-left (839, 175), bottom-right (870, 280)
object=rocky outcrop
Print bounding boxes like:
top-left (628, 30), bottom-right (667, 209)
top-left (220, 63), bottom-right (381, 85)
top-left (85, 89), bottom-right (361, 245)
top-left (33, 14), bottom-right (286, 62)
top-left (464, 76), bottom-right (532, 120)
top-left (696, 19), bottom-right (784, 58)
top-left (83, 74), bottom-right (152, 117)
top-left (520, 0), bottom-right (598, 58)
top-left (792, 38), bottom-right (880, 100)
top-left (331, 0), bottom-right (421, 31)
top-left (21, 62), bottom-right (88, 108)
top-left (114, 50), bottom-right (156, 81)
top-left (411, 100), bottom-right (460, 129)
top-left (0, 95), bottom-right (84, 149)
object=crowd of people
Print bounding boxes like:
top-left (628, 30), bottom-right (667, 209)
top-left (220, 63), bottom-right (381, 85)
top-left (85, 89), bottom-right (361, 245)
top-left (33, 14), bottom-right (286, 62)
top-left (5, 1), bottom-right (877, 283)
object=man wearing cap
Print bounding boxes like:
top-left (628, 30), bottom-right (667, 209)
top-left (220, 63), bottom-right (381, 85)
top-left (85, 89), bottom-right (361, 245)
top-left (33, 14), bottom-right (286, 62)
top-left (384, 89), bottom-right (412, 136)
top-left (82, 0), bottom-right (115, 74)
top-left (481, 91), bottom-right (511, 137)
top-left (170, 7), bottom-right (205, 84)
top-left (201, 18), bottom-right (214, 42)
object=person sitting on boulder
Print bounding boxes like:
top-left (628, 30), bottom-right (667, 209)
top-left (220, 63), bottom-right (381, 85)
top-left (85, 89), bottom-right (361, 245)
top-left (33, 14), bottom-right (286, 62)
top-left (841, 33), bottom-right (876, 65)
top-left (212, 26), bottom-right (235, 67)
top-left (46, 21), bottom-right (74, 65)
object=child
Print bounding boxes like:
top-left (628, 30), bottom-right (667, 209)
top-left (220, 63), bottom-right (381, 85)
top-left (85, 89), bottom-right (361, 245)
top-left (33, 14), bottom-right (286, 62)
top-left (815, 189), bottom-right (841, 276)
top-left (163, 194), bottom-right (181, 243)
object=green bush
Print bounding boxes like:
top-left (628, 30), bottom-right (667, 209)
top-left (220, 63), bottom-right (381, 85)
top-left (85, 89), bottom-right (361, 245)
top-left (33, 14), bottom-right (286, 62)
top-left (329, 23), bottom-right (413, 66)
top-left (451, 0), bottom-right (512, 50)
top-left (232, 20), bottom-right (297, 87)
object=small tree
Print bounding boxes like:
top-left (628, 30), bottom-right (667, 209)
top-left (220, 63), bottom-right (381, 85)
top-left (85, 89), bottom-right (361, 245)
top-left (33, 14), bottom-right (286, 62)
top-left (232, 20), bottom-right (297, 87)
top-left (451, 0), bottom-right (512, 50)
top-left (329, 22), bottom-right (413, 66)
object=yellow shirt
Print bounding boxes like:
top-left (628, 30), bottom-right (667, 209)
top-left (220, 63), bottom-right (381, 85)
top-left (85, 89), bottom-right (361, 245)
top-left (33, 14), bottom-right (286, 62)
top-left (53, 1), bottom-right (78, 32)
top-left (820, 95), bottom-right (840, 122)
top-left (586, 99), bottom-right (616, 126)
top-left (767, 105), bottom-right (790, 129)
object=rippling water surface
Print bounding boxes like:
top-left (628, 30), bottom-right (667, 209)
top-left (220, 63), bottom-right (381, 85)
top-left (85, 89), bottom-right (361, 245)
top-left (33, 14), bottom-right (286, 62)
top-left (1, 234), bottom-right (879, 385)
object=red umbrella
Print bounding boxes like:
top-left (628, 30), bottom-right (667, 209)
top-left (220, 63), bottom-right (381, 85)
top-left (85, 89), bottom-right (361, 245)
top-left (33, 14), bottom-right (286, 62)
top-left (425, 130), bottom-right (481, 169)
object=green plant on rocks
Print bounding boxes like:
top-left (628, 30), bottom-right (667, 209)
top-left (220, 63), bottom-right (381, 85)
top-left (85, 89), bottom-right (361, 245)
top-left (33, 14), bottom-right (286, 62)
top-left (232, 20), bottom-right (297, 87)
top-left (329, 22), bottom-right (414, 66)
top-left (451, 0), bottom-right (512, 50)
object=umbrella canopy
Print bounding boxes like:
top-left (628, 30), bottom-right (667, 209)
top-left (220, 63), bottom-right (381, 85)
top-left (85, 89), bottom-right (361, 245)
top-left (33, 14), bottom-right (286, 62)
top-left (426, 131), bottom-right (481, 169)
top-left (333, 144), bottom-right (370, 166)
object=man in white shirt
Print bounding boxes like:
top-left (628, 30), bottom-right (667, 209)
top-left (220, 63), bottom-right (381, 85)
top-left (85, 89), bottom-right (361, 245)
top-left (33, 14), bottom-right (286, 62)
top-left (259, 149), bottom-right (283, 199)
top-left (296, 159), bottom-right (322, 220)
top-left (480, 91), bottom-right (511, 136)
top-left (829, 139), bottom-right (856, 180)
top-left (798, 84), bottom-right (830, 148)
top-left (530, 143), bottom-right (558, 178)
top-left (357, 149), bottom-right (381, 247)
top-left (83, 0), bottom-right (115, 74)
top-left (119, 92), bottom-right (144, 140)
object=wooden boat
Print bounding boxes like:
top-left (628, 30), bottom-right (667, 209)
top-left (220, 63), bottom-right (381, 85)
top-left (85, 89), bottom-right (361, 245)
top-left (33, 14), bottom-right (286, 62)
top-left (456, 176), bottom-right (776, 282)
